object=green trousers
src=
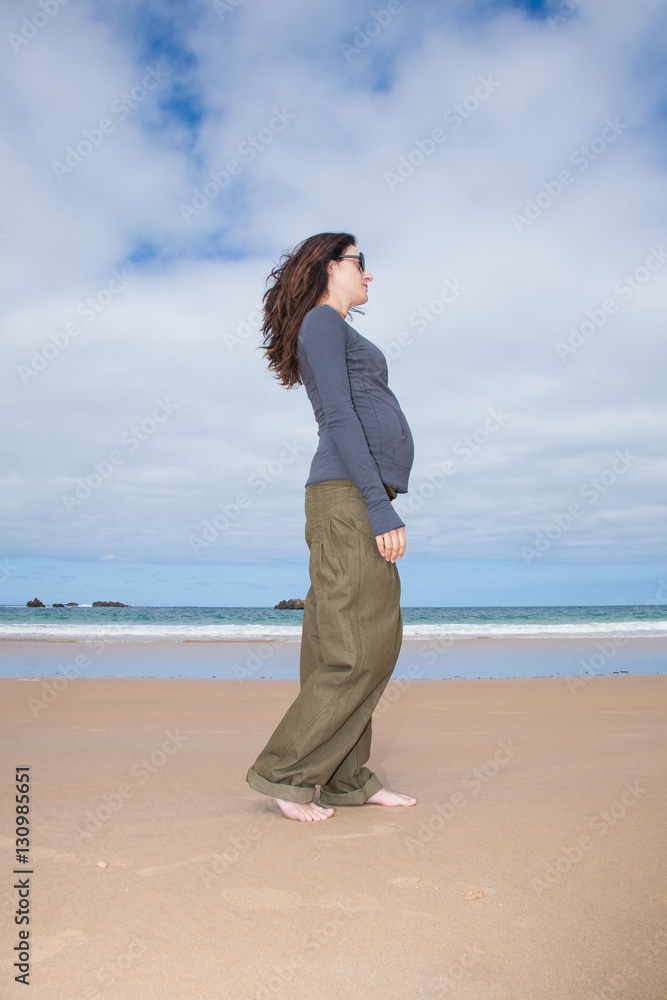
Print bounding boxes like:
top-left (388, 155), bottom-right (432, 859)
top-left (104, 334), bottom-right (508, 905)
top-left (246, 479), bottom-right (402, 805)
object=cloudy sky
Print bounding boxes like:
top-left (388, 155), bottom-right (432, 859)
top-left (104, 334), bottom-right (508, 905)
top-left (2, 0), bottom-right (666, 607)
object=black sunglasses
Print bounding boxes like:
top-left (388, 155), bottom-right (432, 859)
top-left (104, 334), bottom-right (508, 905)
top-left (338, 252), bottom-right (366, 272)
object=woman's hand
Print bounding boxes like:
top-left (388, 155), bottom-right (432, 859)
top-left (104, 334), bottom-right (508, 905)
top-left (375, 526), bottom-right (406, 563)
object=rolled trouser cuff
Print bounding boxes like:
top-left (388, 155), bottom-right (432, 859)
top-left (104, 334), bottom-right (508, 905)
top-left (245, 767), bottom-right (316, 804)
top-left (318, 770), bottom-right (383, 806)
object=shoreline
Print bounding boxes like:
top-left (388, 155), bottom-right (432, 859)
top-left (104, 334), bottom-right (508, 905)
top-left (0, 635), bottom-right (665, 680)
top-left (2, 673), bottom-right (663, 686)
top-left (1, 630), bottom-right (665, 642)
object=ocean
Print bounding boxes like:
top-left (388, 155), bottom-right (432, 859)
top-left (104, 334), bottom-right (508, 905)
top-left (1, 604), bottom-right (666, 642)
top-left (1, 605), bottom-right (665, 680)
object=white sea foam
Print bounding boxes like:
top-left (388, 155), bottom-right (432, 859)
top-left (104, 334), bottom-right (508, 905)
top-left (1, 621), bottom-right (666, 642)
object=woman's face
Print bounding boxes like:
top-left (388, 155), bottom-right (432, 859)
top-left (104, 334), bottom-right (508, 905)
top-left (328, 243), bottom-right (373, 306)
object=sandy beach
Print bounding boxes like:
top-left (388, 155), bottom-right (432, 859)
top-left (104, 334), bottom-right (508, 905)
top-left (1, 673), bottom-right (665, 999)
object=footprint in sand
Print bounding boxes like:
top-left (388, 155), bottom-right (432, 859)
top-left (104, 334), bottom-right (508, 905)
top-left (391, 876), bottom-right (442, 891)
top-left (138, 855), bottom-right (212, 877)
top-left (222, 886), bottom-right (295, 909)
top-left (391, 878), bottom-right (491, 901)
top-left (220, 886), bottom-right (381, 912)
top-left (313, 823), bottom-right (396, 842)
top-left (462, 887), bottom-right (485, 901)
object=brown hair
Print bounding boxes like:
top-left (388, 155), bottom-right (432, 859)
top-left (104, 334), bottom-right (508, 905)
top-left (260, 232), bottom-right (358, 388)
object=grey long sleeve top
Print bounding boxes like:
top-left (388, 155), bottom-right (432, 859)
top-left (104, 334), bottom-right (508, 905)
top-left (297, 304), bottom-right (414, 536)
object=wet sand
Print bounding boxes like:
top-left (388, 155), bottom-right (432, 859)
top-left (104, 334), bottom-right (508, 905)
top-left (1, 635), bottom-right (665, 680)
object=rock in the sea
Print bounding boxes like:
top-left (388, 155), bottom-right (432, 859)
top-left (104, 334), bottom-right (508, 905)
top-left (52, 603), bottom-right (65, 608)
top-left (92, 601), bottom-right (129, 607)
top-left (27, 597), bottom-right (45, 607)
top-left (66, 602), bottom-right (79, 606)
top-left (274, 598), bottom-right (305, 610)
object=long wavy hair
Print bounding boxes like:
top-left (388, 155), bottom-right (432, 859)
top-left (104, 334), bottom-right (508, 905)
top-left (261, 232), bottom-right (358, 388)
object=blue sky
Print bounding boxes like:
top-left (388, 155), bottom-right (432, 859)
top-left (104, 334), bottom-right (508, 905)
top-left (2, 0), bottom-right (667, 607)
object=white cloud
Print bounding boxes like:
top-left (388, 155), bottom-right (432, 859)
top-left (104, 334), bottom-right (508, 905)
top-left (2, 0), bottom-right (666, 571)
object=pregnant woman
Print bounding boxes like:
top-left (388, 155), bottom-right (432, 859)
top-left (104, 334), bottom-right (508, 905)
top-left (245, 231), bottom-right (417, 822)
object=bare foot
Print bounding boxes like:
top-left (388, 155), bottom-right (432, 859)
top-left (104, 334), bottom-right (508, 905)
top-left (365, 787), bottom-right (417, 807)
top-left (272, 798), bottom-right (335, 822)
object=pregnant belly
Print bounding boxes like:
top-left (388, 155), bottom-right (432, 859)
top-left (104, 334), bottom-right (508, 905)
top-left (379, 404), bottom-right (409, 451)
